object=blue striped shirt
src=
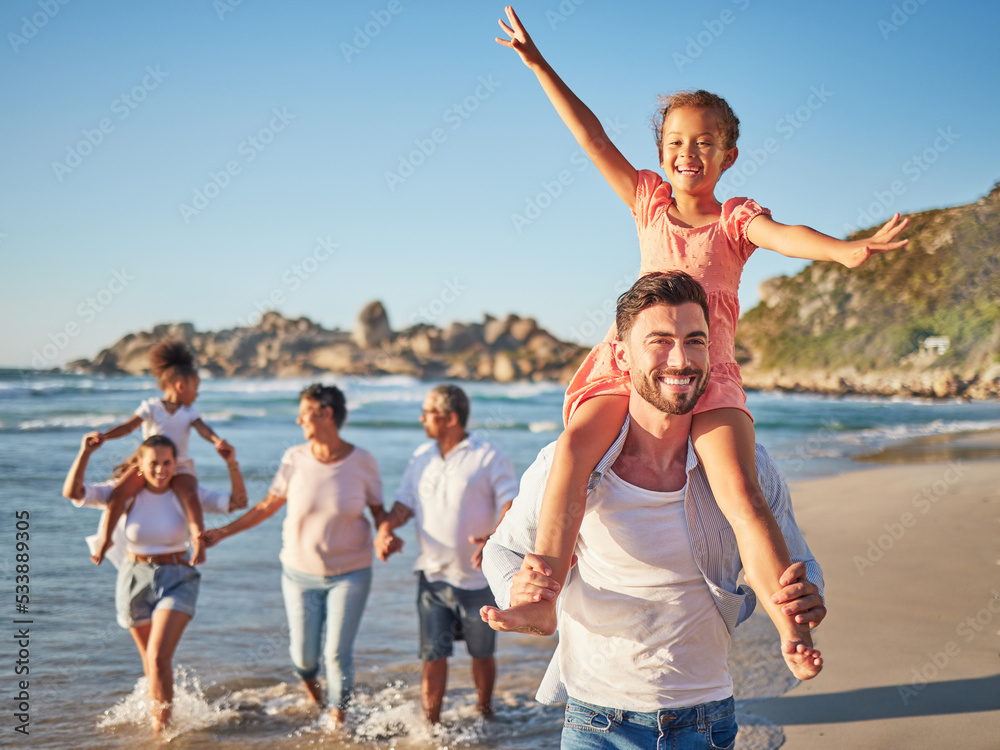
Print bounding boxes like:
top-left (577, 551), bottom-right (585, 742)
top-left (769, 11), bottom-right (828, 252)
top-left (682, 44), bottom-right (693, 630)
top-left (482, 415), bottom-right (824, 705)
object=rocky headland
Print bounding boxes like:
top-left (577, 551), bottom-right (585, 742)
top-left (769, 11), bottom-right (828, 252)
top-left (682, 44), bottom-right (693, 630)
top-left (736, 183), bottom-right (1000, 399)
top-left (66, 302), bottom-right (590, 384)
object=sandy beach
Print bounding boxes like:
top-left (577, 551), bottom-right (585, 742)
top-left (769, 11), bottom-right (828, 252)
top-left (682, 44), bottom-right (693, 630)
top-left (743, 431), bottom-right (1000, 748)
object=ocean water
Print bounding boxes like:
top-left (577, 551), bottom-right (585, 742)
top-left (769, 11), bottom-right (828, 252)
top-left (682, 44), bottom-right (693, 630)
top-left (3, 370), bottom-right (999, 749)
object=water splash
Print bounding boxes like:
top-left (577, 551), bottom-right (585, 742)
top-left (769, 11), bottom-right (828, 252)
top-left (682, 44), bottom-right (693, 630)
top-left (98, 667), bottom-right (239, 741)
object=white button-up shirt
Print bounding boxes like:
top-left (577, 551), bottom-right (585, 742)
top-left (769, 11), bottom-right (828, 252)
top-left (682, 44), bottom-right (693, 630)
top-left (396, 434), bottom-right (519, 589)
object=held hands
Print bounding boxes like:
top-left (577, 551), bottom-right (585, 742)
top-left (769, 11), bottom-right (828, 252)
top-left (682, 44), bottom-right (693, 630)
top-left (83, 431), bottom-right (104, 453)
top-left (217, 442), bottom-right (237, 464)
top-left (496, 6), bottom-right (544, 68)
top-left (200, 528), bottom-right (226, 549)
top-left (759, 561), bottom-right (827, 629)
top-left (838, 213), bottom-right (909, 269)
top-left (374, 523), bottom-right (404, 562)
top-left (509, 553), bottom-right (576, 606)
top-left (215, 439), bottom-right (234, 460)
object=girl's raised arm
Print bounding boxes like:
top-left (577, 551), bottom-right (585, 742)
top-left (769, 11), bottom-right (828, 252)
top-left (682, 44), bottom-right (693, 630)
top-left (497, 6), bottom-right (638, 208)
top-left (747, 213), bottom-right (909, 269)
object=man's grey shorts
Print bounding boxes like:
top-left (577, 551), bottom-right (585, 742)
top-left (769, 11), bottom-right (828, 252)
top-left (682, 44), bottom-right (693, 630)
top-left (417, 572), bottom-right (496, 662)
top-left (115, 559), bottom-right (200, 628)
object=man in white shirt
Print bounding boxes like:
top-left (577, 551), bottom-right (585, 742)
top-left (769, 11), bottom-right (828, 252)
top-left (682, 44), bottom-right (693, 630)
top-left (481, 272), bottom-right (827, 749)
top-left (376, 385), bottom-right (519, 723)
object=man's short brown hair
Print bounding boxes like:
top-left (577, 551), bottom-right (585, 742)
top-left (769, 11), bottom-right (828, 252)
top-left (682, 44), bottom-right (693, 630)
top-left (616, 272), bottom-right (710, 341)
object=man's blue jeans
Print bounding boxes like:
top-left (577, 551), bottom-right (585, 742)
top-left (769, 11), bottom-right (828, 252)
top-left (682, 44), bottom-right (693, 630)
top-left (560, 696), bottom-right (737, 750)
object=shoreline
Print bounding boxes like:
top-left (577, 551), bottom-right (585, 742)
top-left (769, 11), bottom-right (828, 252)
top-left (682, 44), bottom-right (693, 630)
top-left (852, 427), bottom-right (1000, 464)
top-left (742, 429), bottom-right (1000, 748)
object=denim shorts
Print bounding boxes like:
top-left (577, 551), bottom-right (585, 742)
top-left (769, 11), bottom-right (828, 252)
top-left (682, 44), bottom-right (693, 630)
top-left (417, 572), bottom-right (496, 662)
top-left (115, 559), bottom-right (200, 629)
top-left (561, 695), bottom-right (737, 750)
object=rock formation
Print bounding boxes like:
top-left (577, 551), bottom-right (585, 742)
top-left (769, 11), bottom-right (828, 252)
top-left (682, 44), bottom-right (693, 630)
top-left (67, 306), bottom-right (589, 384)
top-left (737, 182), bottom-right (1000, 399)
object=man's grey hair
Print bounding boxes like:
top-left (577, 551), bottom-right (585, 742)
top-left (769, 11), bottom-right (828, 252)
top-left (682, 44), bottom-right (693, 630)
top-left (430, 384), bottom-right (469, 427)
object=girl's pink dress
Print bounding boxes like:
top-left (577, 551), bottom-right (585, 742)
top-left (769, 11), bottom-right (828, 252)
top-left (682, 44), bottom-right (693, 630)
top-left (564, 169), bottom-right (770, 425)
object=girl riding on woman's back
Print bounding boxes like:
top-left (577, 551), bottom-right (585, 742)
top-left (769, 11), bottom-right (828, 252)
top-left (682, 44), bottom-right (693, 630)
top-left (483, 6), bottom-right (907, 680)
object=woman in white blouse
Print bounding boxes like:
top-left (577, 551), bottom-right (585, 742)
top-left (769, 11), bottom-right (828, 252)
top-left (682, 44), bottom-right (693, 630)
top-left (203, 384), bottom-right (387, 728)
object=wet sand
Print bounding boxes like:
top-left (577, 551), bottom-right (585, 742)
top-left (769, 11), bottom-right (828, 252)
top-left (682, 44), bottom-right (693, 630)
top-left (743, 430), bottom-right (1000, 748)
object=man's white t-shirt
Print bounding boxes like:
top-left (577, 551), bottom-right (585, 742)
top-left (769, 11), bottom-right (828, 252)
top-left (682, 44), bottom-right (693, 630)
top-left (560, 470), bottom-right (733, 711)
top-left (396, 435), bottom-right (518, 590)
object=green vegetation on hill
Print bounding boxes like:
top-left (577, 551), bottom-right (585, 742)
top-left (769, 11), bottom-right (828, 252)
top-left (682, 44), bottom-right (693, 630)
top-left (737, 183), bottom-right (1000, 377)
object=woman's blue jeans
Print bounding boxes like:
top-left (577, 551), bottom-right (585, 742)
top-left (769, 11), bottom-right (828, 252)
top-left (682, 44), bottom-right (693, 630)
top-left (281, 565), bottom-right (372, 709)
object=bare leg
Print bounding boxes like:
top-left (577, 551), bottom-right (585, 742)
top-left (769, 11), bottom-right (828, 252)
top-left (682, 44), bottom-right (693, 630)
top-left (482, 395), bottom-right (628, 635)
top-left (145, 608), bottom-right (192, 732)
top-left (128, 623), bottom-right (152, 680)
top-left (92, 466), bottom-right (145, 564)
top-left (171, 474), bottom-right (205, 566)
top-left (421, 658), bottom-right (447, 724)
top-left (471, 656), bottom-right (495, 718)
top-left (692, 408), bottom-right (822, 680)
top-left (302, 677), bottom-right (324, 704)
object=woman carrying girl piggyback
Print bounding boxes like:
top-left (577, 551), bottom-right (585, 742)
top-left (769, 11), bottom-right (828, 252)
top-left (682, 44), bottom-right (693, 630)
top-left (91, 341), bottom-right (232, 567)
top-left (482, 7), bottom-right (908, 680)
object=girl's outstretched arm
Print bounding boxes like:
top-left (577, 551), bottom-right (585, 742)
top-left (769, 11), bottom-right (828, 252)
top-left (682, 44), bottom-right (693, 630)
top-left (192, 417), bottom-right (228, 450)
top-left (747, 213), bottom-right (909, 269)
top-left (100, 415), bottom-right (142, 441)
top-left (496, 5), bottom-right (638, 207)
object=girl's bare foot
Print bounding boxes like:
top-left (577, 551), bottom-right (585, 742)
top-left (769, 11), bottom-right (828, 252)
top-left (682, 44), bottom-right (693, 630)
top-left (479, 599), bottom-right (557, 636)
top-left (782, 639), bottom-right (823, 680)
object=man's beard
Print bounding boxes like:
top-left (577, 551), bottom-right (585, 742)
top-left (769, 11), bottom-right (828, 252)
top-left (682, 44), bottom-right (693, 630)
top-left (631, 366), bottom-right (709, 415)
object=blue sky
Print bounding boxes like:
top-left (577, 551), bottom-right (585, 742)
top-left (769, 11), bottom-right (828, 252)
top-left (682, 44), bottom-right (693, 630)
top-left (2, 0), bottom-right (998, 368)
